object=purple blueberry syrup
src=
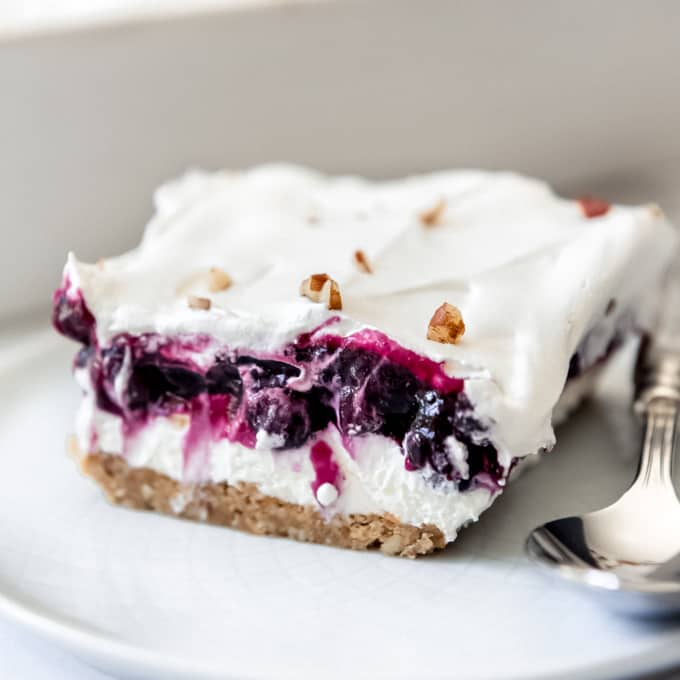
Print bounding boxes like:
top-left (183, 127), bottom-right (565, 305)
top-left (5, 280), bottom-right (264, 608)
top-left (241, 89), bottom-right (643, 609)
top-left (52, 279), bottom-right (95, 345)
top-left (310, 441), bottom-right (341, 498)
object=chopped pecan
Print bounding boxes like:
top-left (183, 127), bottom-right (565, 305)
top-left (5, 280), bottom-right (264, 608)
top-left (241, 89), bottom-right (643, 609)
top-left (300, 273), bottom-right (342, 310)
top-left (208, 267), bottom-right (233, 292)
top-left (419, 198), bottom-right (447, 227)
top-left (427, 302), bottom-right (465, 344)
top-left (299, 273), bottom-right (330, 301)
top-left (188, 295), bottom-right (212, 310)
top-left (578, 196), bottom-right (610, 219)
top-left (353, 249), bottom-right (373, 273)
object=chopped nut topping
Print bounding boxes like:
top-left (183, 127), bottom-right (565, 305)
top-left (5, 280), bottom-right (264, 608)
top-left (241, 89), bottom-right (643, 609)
top-left (354, 249), bottom-right (373, 273)
top-left (419, 197), bottom-right (447, 227)
top-left (300, 273), bottom-right (342, 310)
top-left (308, 273), bottom-right (330, 293)
top-left (322, 278), bottom-right (343, 310)
top-left (300, 273), bottom-right (330, 301)
top-left (578, 196), bottom-right (610, 219)
top-left (188, 295), bottom-right (212, 310)
top-left (208, 267), bottom-right (233, 292)
top-left (427, 302), bottom-right (465, 344)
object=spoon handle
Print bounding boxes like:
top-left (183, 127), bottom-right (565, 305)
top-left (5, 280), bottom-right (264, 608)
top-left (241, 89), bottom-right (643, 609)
top-left (633, 343), bottom-right (680, 490)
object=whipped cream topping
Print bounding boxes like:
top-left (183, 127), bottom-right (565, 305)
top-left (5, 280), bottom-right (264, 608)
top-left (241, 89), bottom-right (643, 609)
top-left (63, 165), bottom-right (677, 461)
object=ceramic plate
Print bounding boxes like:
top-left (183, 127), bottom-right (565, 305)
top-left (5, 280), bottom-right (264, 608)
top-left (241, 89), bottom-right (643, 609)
top-left (1, 326), bottom-right (679, 680)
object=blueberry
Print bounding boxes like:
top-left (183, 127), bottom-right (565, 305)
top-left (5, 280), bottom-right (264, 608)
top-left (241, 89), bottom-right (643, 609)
top-left (367, 362), bottom-right (419, 414)
top-left (418, 390), bottom-right (444, 417)
top-left (320, 348), bottom-right (378, 389)
top-left (239, 357), bottom-right (300, 390)
top-left (364, 362), bottom-right (419, 439)
top-left (430, 448), bottom-right (453, 475)
top-left (127, 362), bottom-right (205, 410)
top-left (74, 345), bottom-right (94, 369)
top-left (458, 442), bottom-right (501, 491)
top-left (337, 385), bottom-right (382, 435)
top-left (407, 391), bottom-right (443, 432)
top-left (449, 393), bottom-right (481, 440)
top-left (403, 429), bottom-right (432, 469)
top-left (92, 344), bottom-right (127, 414)
top-left (160, 365), bottom-right (205, 400)
top-left (318, 348), bottom-right (384, 436)
top-left (306, 386), bottom-right (336, 432)
top-left (52, 291), bottom-right (95, 345)
top-left (292, 344), bottom-right (331, 364)
top-left (205, 358), bottom-right (243, 398)
top-left (246, 389), bottom-right (313, 450)
top-left (322, 349), bottom-right (421, 439)
top-left (401, 390), bottom-right (482, 479)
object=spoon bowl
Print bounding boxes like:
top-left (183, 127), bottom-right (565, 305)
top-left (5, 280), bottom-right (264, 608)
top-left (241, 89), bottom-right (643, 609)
top-left (526, 500), bottom-right (680, 617)
top-left (527, 347), bottom-right (680, 617)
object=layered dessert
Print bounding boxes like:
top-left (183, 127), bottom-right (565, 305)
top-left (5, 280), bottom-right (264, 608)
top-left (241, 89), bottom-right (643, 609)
top-left (53, 166), bottom-right (676, 556)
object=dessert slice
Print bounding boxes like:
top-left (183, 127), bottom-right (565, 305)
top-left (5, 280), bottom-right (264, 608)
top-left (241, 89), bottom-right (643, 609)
top-left (53, 166), bottom-right (676, 556)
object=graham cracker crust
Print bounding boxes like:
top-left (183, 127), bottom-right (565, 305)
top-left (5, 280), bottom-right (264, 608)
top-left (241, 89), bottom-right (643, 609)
top-left (80, 452), bottom-right (446, 558)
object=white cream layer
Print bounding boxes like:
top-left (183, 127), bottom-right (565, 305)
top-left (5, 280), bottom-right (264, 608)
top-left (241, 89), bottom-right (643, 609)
top-left (63, 166), bottom-right (676, 463)
top-left (77, 398), bottom-right (494, 541)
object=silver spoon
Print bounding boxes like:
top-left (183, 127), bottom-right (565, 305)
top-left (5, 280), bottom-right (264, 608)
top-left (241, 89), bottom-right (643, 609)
top-left (526, 281), bottom-right (680, 617)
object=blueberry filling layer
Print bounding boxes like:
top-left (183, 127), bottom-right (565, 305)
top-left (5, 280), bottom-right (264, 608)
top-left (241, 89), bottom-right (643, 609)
top-left (85, 331), bottom-right (494, 488)
top-left (53, 284), bottom-right (628, 493)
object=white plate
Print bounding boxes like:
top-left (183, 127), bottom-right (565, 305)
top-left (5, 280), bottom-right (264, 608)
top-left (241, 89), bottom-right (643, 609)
top-left (1, 326), bottom-right (680, 680)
